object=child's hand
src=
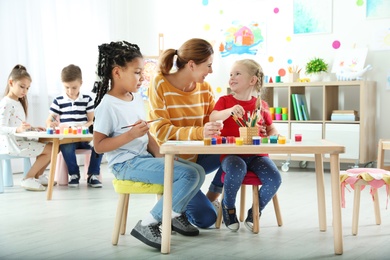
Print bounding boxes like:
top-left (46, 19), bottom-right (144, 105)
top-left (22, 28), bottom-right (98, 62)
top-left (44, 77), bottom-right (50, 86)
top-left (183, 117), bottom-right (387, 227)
top-left (127, 120), bottom-right (149, 139)
top-left (204, 121), bottom-right (223, 137)
top-left (17, 122), bottom-right (32, 133)
top-left (230, 105), bottom-right (245, 118)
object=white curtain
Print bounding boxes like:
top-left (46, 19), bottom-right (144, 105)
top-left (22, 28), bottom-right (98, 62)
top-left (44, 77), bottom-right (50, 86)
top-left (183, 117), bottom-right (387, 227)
top-left (0, 0), bottom-right (128, 126)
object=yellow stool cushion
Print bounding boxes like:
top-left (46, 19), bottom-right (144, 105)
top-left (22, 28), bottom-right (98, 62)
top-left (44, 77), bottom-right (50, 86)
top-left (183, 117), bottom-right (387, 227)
top-left (112, 179), bottom-right (164, 194)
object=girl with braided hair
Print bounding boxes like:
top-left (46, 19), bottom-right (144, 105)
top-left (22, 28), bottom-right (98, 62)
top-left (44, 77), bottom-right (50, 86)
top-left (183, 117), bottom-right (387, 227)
top-left (210, 59), bottom-right (282, 232)
top-left (92, 41), bottom-right (205, 250)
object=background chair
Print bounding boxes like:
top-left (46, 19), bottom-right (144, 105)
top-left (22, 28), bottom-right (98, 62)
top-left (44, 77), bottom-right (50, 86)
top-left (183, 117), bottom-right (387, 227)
top-left (340, 139), bottom-right (390, 235)
top-left (111, 179), bottom-right (163, 245)
top-left (216, 171), bottom-right (283, 233)
top-left (55, 149), bottom-right (103, 185)
top-left (0, 155), bottom-right (31, 193)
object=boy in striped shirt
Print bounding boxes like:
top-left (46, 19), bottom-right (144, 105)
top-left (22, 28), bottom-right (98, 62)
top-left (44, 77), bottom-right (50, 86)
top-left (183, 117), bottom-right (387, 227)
top-left (46, 64), bottom-right (103, 188)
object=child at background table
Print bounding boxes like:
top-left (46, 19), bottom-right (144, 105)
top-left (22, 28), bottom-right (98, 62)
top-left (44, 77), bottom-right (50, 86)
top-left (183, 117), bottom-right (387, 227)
top-left (46, 64), bottom-right (103, 188)
top-left (209, 59), bottom-right (282, 231)
top-left (92, 41), bottom-right (205, 250)
top-left (0, 64), bottom-right (52, 191)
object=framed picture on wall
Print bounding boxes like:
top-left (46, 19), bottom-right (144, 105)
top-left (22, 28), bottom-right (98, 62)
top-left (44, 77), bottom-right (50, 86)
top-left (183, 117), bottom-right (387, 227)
top-left (293, 0), bottom-right (332, 34)
top-left (366, 0), bottom-right (390, 19)
top-left (139, 56), bottom-right (158, 101)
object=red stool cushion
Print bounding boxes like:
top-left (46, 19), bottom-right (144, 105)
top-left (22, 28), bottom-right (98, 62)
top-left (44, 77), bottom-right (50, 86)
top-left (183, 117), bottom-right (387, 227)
top-left (221, 171), bottom-right (262, 185)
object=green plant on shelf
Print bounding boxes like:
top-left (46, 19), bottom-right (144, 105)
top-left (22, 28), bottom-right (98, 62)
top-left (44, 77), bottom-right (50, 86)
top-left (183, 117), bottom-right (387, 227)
top-left (305, 57), bottom-right (328, 74)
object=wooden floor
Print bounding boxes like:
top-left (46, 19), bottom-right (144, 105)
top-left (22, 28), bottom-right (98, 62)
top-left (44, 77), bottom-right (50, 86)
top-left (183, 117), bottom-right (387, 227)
top-left (1, 162), bottom-right (390, 259)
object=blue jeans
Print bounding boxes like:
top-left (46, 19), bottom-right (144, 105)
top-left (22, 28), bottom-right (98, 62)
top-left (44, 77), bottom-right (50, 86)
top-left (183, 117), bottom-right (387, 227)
top-left (111, 155), bottom-right (205, 222)
top-left (59, 142), bottom-right (103, 176)
top-left (185, 154), bottom-right (223, 228)
top-left (221, 155), bottom-right (282, 212)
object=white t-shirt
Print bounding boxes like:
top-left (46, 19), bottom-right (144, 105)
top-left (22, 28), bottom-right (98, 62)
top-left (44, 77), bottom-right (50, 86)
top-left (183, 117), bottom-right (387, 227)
top-left (94, 93), bottom-right (149, 167)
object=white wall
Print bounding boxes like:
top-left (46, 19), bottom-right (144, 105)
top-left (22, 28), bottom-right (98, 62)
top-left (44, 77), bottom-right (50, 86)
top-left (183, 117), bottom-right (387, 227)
top-left (1, 0), bottom-right (390, 171)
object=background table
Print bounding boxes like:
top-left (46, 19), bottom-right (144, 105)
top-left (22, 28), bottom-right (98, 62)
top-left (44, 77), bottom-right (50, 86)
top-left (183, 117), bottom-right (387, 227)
top-left (15, 132), bottom-right (93, 200)
top-left (159, 139), bottom-right (345, 255)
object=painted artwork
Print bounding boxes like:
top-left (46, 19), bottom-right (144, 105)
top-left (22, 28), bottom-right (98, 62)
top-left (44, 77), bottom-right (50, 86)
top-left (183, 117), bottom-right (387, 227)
top-left (293, 0), bottom-right (332, 34)
top-left (140, 57), bottom-right (158, 100)
top-left (371, 26), bottom-right (390, 50)
top-left (366, 0), bottom-right (390, 19)
top-left (219, 21), bottom-right (265, 57)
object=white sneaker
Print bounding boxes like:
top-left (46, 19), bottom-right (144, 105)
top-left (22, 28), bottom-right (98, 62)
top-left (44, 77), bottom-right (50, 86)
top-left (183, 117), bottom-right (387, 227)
top-left (21, 178), bottom-right (46, 191)
top-left (37, 174), bottom-right (57, 186)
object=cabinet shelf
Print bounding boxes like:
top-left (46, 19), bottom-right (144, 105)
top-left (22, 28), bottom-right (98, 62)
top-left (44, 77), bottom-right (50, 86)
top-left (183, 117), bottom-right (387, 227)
top-left (263, 80), bottom-right (376, 165)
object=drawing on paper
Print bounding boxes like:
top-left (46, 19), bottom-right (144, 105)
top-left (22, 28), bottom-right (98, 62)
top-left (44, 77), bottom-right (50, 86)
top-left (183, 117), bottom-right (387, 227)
top-left (293, 0), bottom-right (332, 34)
top-left (219, 22), bottom-right (265, 57)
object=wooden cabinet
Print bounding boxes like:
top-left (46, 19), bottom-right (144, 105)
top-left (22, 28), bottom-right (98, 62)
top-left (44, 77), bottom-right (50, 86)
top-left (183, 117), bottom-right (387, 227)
top-left (263, 81), bottom-right (377, 165)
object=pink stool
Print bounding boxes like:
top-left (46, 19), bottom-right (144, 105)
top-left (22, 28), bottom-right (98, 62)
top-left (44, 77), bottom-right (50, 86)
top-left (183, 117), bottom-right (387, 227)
top-left (55, 149), bottom-right (95, 185)
top-left (216, 171), bottom-right (282, 233)
top-left (340, 168), bottom-right (390, 235)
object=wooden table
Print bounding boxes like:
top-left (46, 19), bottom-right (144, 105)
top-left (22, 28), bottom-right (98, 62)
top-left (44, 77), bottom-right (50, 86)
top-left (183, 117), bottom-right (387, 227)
top-left (15, 132), bottom-right (93, 200)
top-left (159, 139), bottom-right (345, 255)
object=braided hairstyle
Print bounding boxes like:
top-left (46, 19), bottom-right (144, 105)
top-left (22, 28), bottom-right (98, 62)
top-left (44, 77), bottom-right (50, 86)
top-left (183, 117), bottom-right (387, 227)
top-left (4, 64), bottom-right (32, 117)
top-left (93, 41), bottom-right (143, 109)
top-left (234, 59), bottom-right (265, 110)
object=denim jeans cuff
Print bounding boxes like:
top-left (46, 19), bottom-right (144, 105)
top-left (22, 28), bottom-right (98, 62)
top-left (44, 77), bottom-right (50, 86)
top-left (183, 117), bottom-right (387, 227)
top-left (208, 183), bottom-right (223, 194)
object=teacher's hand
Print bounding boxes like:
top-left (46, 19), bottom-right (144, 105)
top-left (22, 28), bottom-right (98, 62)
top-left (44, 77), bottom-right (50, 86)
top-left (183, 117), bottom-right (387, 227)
top-left (203, 121), bottom-right (223, 138)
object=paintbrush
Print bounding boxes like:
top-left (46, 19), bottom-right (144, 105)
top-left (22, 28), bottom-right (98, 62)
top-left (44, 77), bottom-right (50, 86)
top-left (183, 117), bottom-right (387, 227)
top-left (121, 118), bottom-right (163, 129)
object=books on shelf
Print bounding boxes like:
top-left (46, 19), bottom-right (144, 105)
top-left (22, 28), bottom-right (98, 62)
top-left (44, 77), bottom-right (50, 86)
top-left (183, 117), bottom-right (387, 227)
top-left (331, 110), bottom-right (359, 121)
top-left (291, 94), bottom-right (310, 121)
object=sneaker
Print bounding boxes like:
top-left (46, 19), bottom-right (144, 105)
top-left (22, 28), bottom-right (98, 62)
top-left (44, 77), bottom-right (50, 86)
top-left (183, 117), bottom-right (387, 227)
top-left (212, 200), bottom-right (220, 213)
top-left (87, 175), bottom-right (102, 188)
top-left (68, 174), bottom-right (80, 188)
top-left (244, 208), bottom-right (261, 232)
top-left (37, 174), bottom-right (57, 186)
top-left (222, 202), bottom-right (240, 231)
top-left (171, 213), bottom-right (199, 236)
top-left (130, 220), bottom-right (161, 250)
top-left (21, 178), bottom-right (46, 191)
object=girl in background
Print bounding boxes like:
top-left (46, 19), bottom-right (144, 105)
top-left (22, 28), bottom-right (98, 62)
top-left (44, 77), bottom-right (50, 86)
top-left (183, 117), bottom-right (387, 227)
top-left (210, 59), bottom-right (282, 231)
top-left (92, 41), bottom-right (205, 250)
top-left (0, 65), bottom-right (52, 191)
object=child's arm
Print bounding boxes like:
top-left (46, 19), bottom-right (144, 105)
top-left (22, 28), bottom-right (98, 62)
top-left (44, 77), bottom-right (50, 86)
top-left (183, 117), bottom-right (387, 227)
top-left (93, 119), bottom-right (149, 154)
top-left (266, 123), bottom-right (279, 136)
top-left (85, 111), bottom-right (94, 128)
top-left (210, 105), bottom-right (244, 122)
top-left (147, 132), bottom-right (163, 157)
top-left (46, 113), bottom-right (59, 128)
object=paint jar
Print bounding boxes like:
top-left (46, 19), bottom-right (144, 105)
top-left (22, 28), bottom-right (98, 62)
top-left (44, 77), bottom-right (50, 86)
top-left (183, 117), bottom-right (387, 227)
top-left (77, 127), bottom-right (82, 134)
top-left (227, 136), bottom-right (235, 144)
top-left (275, 114), bottom-right (282, 120)
top-left (282, 114), bottom-right (288, 120)
top-left (261, 137), bottom-right (269, 143)
top-left (295, 134), bottom-right (302, 142)
top-left (72, 128), bottom-right (77, 135)
top-left (222, 137), bottom-right (227, 144)
top-left (55, 127), bottom-right (60, 134)
top-left (282, 107), bottom-right (288, 114)
top-left (235, 138), bottom-right (244, 146)
top-left (211, 137), bottom-right (217, 145)
top-left (252, 136), bottom-right (261, 145)
top-left (278, 136), bottom-right (286, 144)
top-left (63, 128), bottom-right (69, 135)
top-left (275, 107), bottom-right (282, 114)
top-left (46, 128), bottom-right (53, 134)
top-left (269, 107), bottom-right (275, 114)
top-left (270, 135), bottom-right (278, 144)
top-left (216, 136), bottom-right (222, 144)
top-left (204, 138), bottom-right (211, 146)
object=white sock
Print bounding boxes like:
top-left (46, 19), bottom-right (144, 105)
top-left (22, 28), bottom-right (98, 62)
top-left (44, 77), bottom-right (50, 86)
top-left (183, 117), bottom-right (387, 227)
top-left (141, 213), bottom-right (158, 226)
top-left (171, 211), bottom-right (181, 219)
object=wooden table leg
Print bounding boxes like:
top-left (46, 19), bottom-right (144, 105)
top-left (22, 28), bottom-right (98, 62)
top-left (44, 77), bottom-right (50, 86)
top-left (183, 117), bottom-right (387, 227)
top-left (330, 154), bottom-right (343, 255)
top-left (161, 154), bottom-right (174, 254)
top-left (314, 154), bottom-right (326, 231)
top-left (46, 139), bottom-right (59, 200)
